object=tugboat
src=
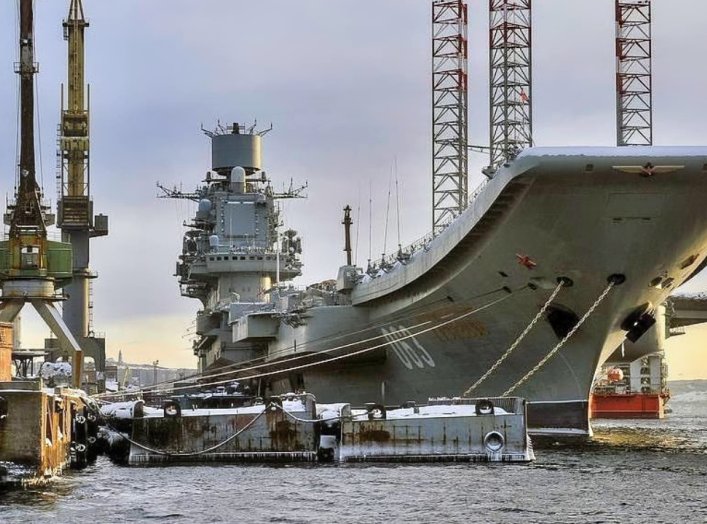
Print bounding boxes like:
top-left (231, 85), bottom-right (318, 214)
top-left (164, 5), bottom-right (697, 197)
top-left (590, 356), bottom-right (670, 419)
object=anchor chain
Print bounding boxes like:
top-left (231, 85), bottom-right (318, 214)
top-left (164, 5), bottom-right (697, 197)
top-left (503, 278), bottom-right (618, 397)
top-left (462, 279), bottom-right (567, 397)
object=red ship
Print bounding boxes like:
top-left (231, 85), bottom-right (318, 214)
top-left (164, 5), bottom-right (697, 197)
top-left (590, 355), bottom-right (670, 419)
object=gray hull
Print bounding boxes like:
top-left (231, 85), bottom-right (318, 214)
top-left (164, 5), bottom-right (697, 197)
top-left (260, 147), bottom-right (707, 437)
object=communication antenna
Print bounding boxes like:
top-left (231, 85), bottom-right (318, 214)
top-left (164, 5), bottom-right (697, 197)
top-left (394, 157), bottom-right (401, 252)
top-left (383, 165), bottom-right (393, 260)
top-left (616, 0), bottom-right (652, 146)
top-left (432, 0), bottom-right (468, 234)
top-left (489, 0), bottom-right (532, 170)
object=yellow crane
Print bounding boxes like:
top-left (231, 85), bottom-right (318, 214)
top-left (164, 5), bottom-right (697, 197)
top-left (57, 0), bottom-right (109, 384)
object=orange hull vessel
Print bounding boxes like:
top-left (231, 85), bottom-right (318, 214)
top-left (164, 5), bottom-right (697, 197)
top-left (590, 392), bottom-right (670, 419)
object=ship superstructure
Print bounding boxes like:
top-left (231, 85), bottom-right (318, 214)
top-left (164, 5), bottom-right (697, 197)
top-left (160, 123), bottom-right (305, 371)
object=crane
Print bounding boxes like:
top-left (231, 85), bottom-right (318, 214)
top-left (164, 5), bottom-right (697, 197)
top-left (0, 0), bottom-right (83, 388)
top-left (57, 0), bottom-right (109, 382)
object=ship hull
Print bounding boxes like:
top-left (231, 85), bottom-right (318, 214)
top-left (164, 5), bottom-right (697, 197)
top-left (590, 393), bottom-right (669, 419)
top-left (250, 147), bottom-right (707, 438)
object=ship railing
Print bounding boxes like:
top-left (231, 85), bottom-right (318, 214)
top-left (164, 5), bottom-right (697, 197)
top-left (366, 178), bottom-right (490, 274)
top-left (209, 244), bottom-right (278, 255)
top-left (1, 230), bottom-right (64, 242)
top-left (428, 396), bottom-right (524, 415)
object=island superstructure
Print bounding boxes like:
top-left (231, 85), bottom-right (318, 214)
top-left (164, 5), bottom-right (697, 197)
top-left (159, 122), bottom-right (305, 371)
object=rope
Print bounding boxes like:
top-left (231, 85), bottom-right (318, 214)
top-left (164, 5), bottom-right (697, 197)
top-left (93, 318), bottom-right (434, 400)
top-left (275, 403), bottom-right (396, 424)
top-left (503, 280), bottom-right (617, 397)
top-left (274, 403), bottom-right (326, 424)
top-left (95, 288), bottom-right (516, 400)
top-left (92, 291), bottom-right (478, 400)
top-left (166, 291), bottom-right (513, 393)
top-left (462, 280), bottom-right (565, 397)
top-left (107, 405), bottom-right (268, 457)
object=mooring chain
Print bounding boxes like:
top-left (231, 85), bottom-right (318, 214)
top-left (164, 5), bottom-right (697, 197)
top-left (503, 279), bottom-right (617, 397)
top-left (462, 280), bottom-right (566, 397)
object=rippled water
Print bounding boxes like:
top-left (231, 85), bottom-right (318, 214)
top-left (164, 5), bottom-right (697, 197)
top-left (2, 380), bottom-right (706, 524)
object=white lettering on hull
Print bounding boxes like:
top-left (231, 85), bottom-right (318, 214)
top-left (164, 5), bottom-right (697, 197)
top-left (381, 325), bottom-right (435, 369)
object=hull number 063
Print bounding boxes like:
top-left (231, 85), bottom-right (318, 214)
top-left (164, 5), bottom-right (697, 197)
top-left (381, 325), bottom-right (435, 370)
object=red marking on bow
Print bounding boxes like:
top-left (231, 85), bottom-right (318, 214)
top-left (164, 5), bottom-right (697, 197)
top-left (516, 254), bottom-right (537, 270)
top-left (640, 163), bottom-right (656, 177)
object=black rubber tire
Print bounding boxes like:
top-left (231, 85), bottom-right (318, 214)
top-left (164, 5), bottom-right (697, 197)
top-left (475, 399), bottom-right (494, 416)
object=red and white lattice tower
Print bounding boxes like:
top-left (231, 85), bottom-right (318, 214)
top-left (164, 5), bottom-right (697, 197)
top-left (616, 0), bottom-right (652, 146)
top-left (489, 0), bottom-right (532, 169)
top-left (432, 0), bottom-right (468, 234)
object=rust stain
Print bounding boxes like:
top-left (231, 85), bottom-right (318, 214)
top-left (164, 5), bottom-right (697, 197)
top-left (269, 419), bottom-right (299, 450)
top-left (357, 429), bottom-right (391, 443)
top-left (415, 306), bottom-right (487, 341)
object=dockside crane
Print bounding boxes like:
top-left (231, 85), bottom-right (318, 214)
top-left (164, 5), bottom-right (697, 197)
top-left (0, 0), bottom-right (83, 388)
top-left (55, 0), bottom-right (109, 382)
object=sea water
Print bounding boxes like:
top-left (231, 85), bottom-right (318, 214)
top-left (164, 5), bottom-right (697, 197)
top-left (1, 380), bottom-right (705, 524)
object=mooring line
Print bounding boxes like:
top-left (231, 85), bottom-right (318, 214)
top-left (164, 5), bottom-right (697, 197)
top-left (462, 280), bottom-right (566, 397)
top-left (107, 406), bottom-right (267, 457)
top-left (97, 287), bottom-right (519, 400)
top-left (503, 280), bottom-right (617, 397)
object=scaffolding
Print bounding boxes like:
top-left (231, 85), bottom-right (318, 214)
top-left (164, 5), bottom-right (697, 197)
top-left (616, 0), bottom-right (652, 146)
top-left (489, 0), bottom-right (532, 169)
top-left (432, 0), bottom-right (468, 234)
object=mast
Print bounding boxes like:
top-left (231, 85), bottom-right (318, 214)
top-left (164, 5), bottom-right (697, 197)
top-left (343, 205), bottom-right (353, 266)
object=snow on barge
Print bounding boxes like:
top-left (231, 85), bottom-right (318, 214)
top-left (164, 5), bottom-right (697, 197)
top-left (100, 394), bottom-right (534, 465)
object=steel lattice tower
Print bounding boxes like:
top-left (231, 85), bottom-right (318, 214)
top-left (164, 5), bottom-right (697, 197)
top-left (489, 0), bottom-right (532, 169)
top-left (616, 0), bottom-right (652, 146)
top-left (432, 0), bottom-right (468, 234)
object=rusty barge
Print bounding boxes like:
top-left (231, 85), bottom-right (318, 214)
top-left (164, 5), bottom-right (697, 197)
top-left (100, 394), bottom-right (534, 465)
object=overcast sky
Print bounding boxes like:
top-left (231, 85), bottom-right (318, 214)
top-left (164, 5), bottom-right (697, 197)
top-left (1, 1), bottom-right (706, 373)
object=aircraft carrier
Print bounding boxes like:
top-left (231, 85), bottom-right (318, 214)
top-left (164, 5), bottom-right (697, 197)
top-left (163, 127), bottom-right (707, 437)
